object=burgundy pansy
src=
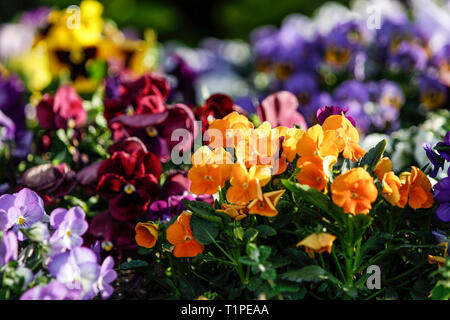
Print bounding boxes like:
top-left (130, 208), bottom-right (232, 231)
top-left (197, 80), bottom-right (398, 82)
top-left (194, 93), bottom-right (235, 133)
top-left (36, 85), bottom-right (87, 130)
top-left (96, 138), bottom-right (162, 221)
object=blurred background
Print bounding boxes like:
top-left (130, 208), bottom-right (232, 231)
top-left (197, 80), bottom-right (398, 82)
top-left (1, 0), bottom-right (360, 45)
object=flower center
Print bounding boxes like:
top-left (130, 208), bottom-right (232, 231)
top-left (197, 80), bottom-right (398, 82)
top-left (204, 175), bottom-right (212, 181)
top-left (351, 192), bottom-right (358, 199)
top-left (102, 241), bottom-right (113, 251)
top-left (126, 105), bottom-right (134, 115)
top-left (207, 115), bottom-right (215, 124)
top-left (17, 216), bottom-right (25, 225)
top-left (184, 235), bottom-right (192, 241)
top-left (124, 184), bottom-right (136, 194)
top-left (146, 126), bottom-right (158, 137)
top-left (67, 119), bottom-right (76, 129)
top-left (66, 230), bottom-right (71, 237)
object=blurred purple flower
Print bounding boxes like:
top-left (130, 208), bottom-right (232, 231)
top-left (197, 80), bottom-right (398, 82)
top-left (436, 132), bottom-right (450, 161)
top-left (434, 177), bottom-right (450, 222)
top-left (0, 231), bottom-right (18, 266)
top-left (20, 281), bottom-right (82, 300)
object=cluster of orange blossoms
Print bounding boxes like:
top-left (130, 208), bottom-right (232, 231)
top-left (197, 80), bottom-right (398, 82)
top-left (136, 112), bottom-right (435, 258)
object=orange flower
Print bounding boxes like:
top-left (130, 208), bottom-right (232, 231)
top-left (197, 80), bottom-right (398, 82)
top-left (166, 211), bottom-right (204, 258)
top-left (397, 172), bottom-right (411, 208)
top-left (296, 124), bottom-right (344, 159)
top-left (135, 222), bottom-right (158, 248)
top-left (216, 203), bottom-right (248, 221)
top-left (226, 163), bottom-right (272, 205)
top-left (276, 126), bottom-right (304, 162)
top-left (408, 166), bottom-right (434, 209)
top-left (206, 111), bottom-right (254, 149)
top-left (381, 171), bottom-right (402, 206)
top-left (322, 114), bottom-right (366, 161)
top-left (247, 189), bottom-right (285, 217)
top-left (188, 163), bottom-right (224, 195)
top-left (296, 155), bottom-right (336, 193)
top-left (296, 233), bottom-right (336, 259)
top-left (235, 122), bottom-right (279, 168)
top-left (331, 167), bottom-right (378, 215)
top-left (374, 157), bottom-right (392, 181)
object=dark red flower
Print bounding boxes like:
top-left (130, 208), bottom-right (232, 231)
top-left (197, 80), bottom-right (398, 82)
top-left (194, 94), bottom-right (235, 133)
top-left (36, 85), bottom-right (87, 130)
top-left (96, 138), bottom-right (162, 221)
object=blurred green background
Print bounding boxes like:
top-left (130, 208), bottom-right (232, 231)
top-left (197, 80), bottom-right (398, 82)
top-left (1, 0), bottom-right (353, 45)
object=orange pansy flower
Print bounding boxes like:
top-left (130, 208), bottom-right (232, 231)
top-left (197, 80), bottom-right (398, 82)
top-left (331, 167), bottom-right (378, 215)
top-left (216, 203), bottom-right (248, 221)
top-left (135, 222), bottom-right (158, 248)
top-left (407, 166), bottom-right (434, 209)
top-left (381, 171), bottom-right (402, 206)
top-left (226, 163), bottom-right (272, 205)
top-left (188, 163), bottom-right (224, 195)
top-left (296, 124), bottom-right (344, 159)
top-left (276, 126), bottom-right (305, 162)
top-left (206, 111), bottom-right (254, 149)
top-left (296, 233), bottom-right (336, 259)
top-left (374, 157), bottom-right (392, 181)
top-left (322, 114), bottom-right (366, 161)
top-left (166, 211), bottom-right (204, 258)
top-left (247, 189), bottom-right (285, 217)
top-left (296, 155), bottom-right (336, 193)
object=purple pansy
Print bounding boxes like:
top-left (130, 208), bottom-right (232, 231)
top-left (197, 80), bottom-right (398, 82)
top-left (436, 132), bottom-right (450, 162)
top-left (423, 142), bottom-right (443, 178)
top-left (49, 207), bottom-right (88, 252)
top-left (93, 256), bottom-right (117, 299)
top-left (4, 188), bottom-right (45, 240)
top-left (20, 281), bottom-right (82, 300)
top-left (316, 105), bottom-right (356, 127)
top-left (0, 231), bottom-right (18, 266)
top-left (48, 247), bottom-right (100, 298)
top-left (434, 177), bottom-right (450, 222)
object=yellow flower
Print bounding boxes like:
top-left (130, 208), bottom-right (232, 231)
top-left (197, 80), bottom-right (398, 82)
top-left (374, 157), bottom-right (392, 181)
top-left (381, 171), bottom-right (402, 206)
top-left (296, 233), bottom-right (336, 259)
top-left (216, 203), bottom-right (248, 221)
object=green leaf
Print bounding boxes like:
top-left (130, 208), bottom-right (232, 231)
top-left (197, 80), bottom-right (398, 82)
top-left (259, 246), bottom-right (272, 261)
top-left (358, 139), bottom-right (387, 169)
top-left (431, 283), bottom-right (450, 300)
top-left (255, 225), bottom-right (277, 238)
top-left (183, 200), bottom-right (223, 225)
top-left (243, 228), bottom-right (259, 242)
top-left (239, 256), bottom-right (258, 266)
top-left (261, 268), bottom-right (276, 281)
top-left (280, 265), bottom-right (327, 283)
top-left (281, 180), bottom-right (332, 213)
top-left (190, 213), bottom-right (221, 245)
top-left (119, 259), bottom-right (149, 270)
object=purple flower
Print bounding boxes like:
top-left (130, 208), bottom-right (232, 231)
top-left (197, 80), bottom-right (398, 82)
top-left (434, 177), bottom-right (450, 222)
top-left (423, 142), bottom-right (443, 178)
top-left (49, 247), bottom-right (100, 297)
top-left (419, 76), bottom-right (448, 110)
top-left (436, 132), bottom-right (450, 162)
top-left (94, 256), bottom-right (117, 299)
top-left (49, 207), bottom-right (88, 251)
top-left (316, 105), bottom-right (356, 127)
top-left (389, 41), bottom-right (428, 73)
top-left (4, 188), bottom-right (45, 240)
top-left (0, 231), bottom-right (18, 266)
top-left (20, 281), bottom-right (82, 300)
top-left (0, 110), bottom-right (15, 146)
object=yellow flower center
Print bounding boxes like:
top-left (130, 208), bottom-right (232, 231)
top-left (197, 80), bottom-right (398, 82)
top-left (146, 126), bottom-right (158, 137)
top-left (184, 235), bottom-right (192, 241)
top-left (124, 184), bottom-right (136, 194)
top-left (67, 119), bottom-right (76, 129)
top-left (66, 230), bottom-right (71, 236)
top-left (17, 217), bottom-right (25, 225)
top-left (102, 241), bottom-right (113, 251)
top-left (126, 106), bottom-right (134, 115)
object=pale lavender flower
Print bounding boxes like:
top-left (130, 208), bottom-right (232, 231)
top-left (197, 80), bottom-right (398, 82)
top-left (49, 207), bottom-right (88, 251)
top-left (94, 256), bottom-right (117, 299)
top-left (48, 247), bottom-right (100, 298)
top-left (20, 281), bottom-right (82, 300)
top-left (5, 188), bottom-right (45, 240)
top-left (0, 231), bottom-right (18, 266)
